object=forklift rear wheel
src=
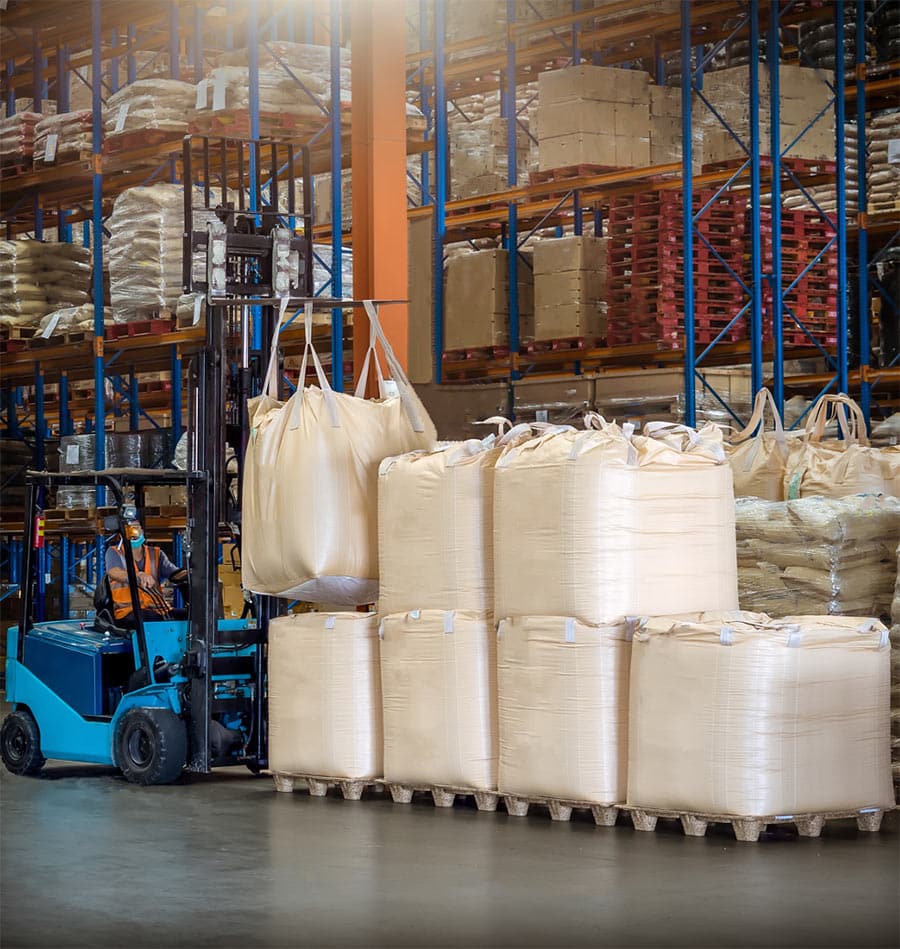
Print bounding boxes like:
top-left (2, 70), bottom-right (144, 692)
top-left (115, 708), bottom-right (187, 786)
top-left (1, 709), bottom-right (45, 776)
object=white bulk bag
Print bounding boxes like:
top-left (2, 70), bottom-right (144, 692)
top-left (377, 420), bottom-right (531, 615)
top-left (627, 612), bottom-right (894, 817)
top-left (380, 610), bottom-right (497, 791)
top-left (493, 417), bottom-right (738, 624)
top-left (498, 615), bottom-right (632, 805)
top-left (242, 301), bottom-right (436, 604)
top-left (268, 612), bottom-right (382, 780)
top-left (727, 388), bottom-right (796, 500)
top-left (784, 394), bottom-right (890, 498)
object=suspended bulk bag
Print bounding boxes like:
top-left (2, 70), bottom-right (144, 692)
top-left (380, 610), bottom-right (497, 791)
top-left (493, 417), bottom-right (738, 624)
top-left (377, 420), bottom-right (532, 615)
top-left (627, 613), bottom-right (894, 817)
top-left (498, 615), bottom-right (632, 806)
top-left (784, 395), bottom-right (888, 499)
top-left (268, 612), bottom-right (382, 781)
top-left (727, 388), bottom-right (798, 500)
top-left (242, 302), bottom-right (437, 604)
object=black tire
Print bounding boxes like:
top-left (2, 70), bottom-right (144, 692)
top-left (1, 709), bottom-right (45, 776)
top-left (115, 707), bottom-right (186, 786)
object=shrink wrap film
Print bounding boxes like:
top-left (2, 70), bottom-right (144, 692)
top-left (242, 303), bottom-right (436, 605)
top-left (380, 610), bottom-right (497, 790)
top-left (0, 112), bottom-right (38, 165)
top-left (736, 495), bottom-right (900, 618)
top-left (493, 418), bottom-right (738, 624)
top-left (627, 612), bottom-right (894, 816)
top-left (0, 240), bottom-right (91, 327)
top-left (498, 615), bottom-right (631, 804)
top-left (268, 612), bottom-right (382, 781)
top-left (103, 79), bottom-right (195, 138)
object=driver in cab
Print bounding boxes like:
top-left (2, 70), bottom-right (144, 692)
top-left (105, 510), bottom-right (187, 624)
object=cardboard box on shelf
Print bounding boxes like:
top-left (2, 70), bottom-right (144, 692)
top-left (533, 235), bottom-right (607, 275)
top-left (533, 100), bottom-right (617, 140)
top-left (538, 64), bottom-right (651, 107)
top-left (534, 302), bottom-right (606, 340)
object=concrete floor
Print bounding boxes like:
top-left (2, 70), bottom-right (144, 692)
top-left (2, 762), bottom-right (898, 949)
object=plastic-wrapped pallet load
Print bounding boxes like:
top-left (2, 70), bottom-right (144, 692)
top-left (103, 79), bottom-right (196, 140)
top-left (493, 417), bottom-right (738, 623)
top-left (242, 302), bottom-right (436, 605)
top-left (268, 612), bottom-right (382, 781)
top-left (32, 110), bottom-right (92, 165)
top-left (784, 394), bottom-right (899, 498)
top-left (736, 495), bottom-right (900, 617)
top-left (627, 612), bottom-right (894, 817)
top-left (497, 615), bottom-right (632, 805)
top-left (0, 240), bottom-right (91, 328)
top-left (380, 610), bottom-right (497, 791)
top-left (377, 426), bottom-right (523, 615)
top-left (0, 112), bottom-right (39, 166)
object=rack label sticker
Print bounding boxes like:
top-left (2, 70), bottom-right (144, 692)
top-left (212, 73), bottom-right (227, 111)
top-left (195, 79), bottom-right (210, 110)
top-left (66, 444), bottom-right (80, 464)
top-left (888, 139), bottom-right (900, 165)
top-left (114, 103), bottom-right (129, 133)
top-left (40, 311), bottom-right (63, 339)
top-left (44, 133), bottom-right (58, 162)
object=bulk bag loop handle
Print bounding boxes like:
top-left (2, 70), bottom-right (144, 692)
top-left (730, 388), bottom-right (787, 448)
top-left (805, 394), bottom-right (868, 446)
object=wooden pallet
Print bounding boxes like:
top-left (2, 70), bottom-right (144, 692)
top-left (33, 149), bottom-right (92, 170)
top-left (529, 163), bottom-right (626, 186)
top-left (104, 317), bottom-right (175, 340)
top-left (272, 772), bottom-right (383, 800)
top-left (623, 805), bottom-right (889, 842)
top-left (387, 783), bottom-right (500, 811)
top-left (188, 110), bottom-right (315, 143)
top-left (442, 344), bottom-right (510, 362)
top-left (28, 330), bottom-right (90, 349)
top-left (523, 336), bottom-right (596, 355)
top-left (103, 129), bottom-right (183, 155)
top-left (502, 794), bottom-right (620, 824)
top-left (701, 156), bottom-right (837, 175)
top-left (0, 338), bottom-right (29, 354)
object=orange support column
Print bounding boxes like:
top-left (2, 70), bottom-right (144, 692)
top-left (350, 0), bottom-right (409, 379)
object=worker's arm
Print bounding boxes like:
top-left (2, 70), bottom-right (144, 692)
top-left (106, 566), bottom-right (158, 591)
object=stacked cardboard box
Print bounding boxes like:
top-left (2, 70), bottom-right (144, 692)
top-left (535, 65), bottom-right (651, 171)
top-left (533, 236), bottom-right (608, 341)
top-left (649, 86), bottom-right (681, 166)
top-left (444, 248), bottom-right (534, 350)
top-left (696, 65), bottom-right (833, 167)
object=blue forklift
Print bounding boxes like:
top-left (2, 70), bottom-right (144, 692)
top-left (1, 134), bottom-right (318, 784)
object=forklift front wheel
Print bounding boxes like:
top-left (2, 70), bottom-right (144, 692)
top-left (1, 709), bottom-right (46, 777)
top-left (115, 708), bottom-right (187, 786)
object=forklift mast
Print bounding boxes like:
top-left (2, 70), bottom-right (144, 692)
top-left (181, 135), bottom-right (314, 772)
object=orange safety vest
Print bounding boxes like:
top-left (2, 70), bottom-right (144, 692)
top-left (110, 541), bottom-right (168, 620)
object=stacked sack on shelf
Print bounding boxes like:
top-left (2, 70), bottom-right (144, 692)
top-left (253, 302), bottom-right (436, 790)
top-left (0, 112), bottom-right (40, 167)
top-left (103, 79), bottom-right (196, 142)
top-left (35, 303), bottom-right (95, 340)
top-left (735, 494), bottom-right (899, 618)
top-left (493, 416), bottom-right (738, 810)
top-left (0, 240), bottom-right (91, 328)
top-left (627, 612), bottom-right (894, 831)
top-left (892, 546), bottom-right (900, 795)
top-left (32, 110), bottom-right (92, 165)
top-left (376, 420), bottom-right (524, 798)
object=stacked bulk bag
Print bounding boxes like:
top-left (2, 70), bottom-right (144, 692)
top-left (785, 394), bottom-right (898, 498)
top-left (379, 610), bottom-right (497, 790)
top-left (627, 612), bottom-right (894, 817)
top-left (497, 615), bottom-right (632, 805)
top-left (242, 301), bottom-right (436, 605)
top-left (493, 417), bottom-right (738, 623)
top-left (268, 612), bottom-right (382, 781)
top-left (377, 425), bottom-right (523, 791)
top-left (727, 388), bottom-right (797, 500)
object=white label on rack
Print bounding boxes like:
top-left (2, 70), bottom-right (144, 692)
top-left (40, 311), bottom-right (63, 338)
top-left (66, 444), bottom-right (80, 464)
top-left (195, 79), bottom-right (210, 110)
top-left (114, 103), bottom-right (129, 133)
top-left (44, 133), bottom-right (58, 162)
top-left (888, 139), bottom-right (900, 165)
top-left (212, 72), bottom-right (227, 112)
top-left (192, 294), bottom-right (202, 326)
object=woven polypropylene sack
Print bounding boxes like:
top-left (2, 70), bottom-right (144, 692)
top-left (727, 388), bottom-right (801, 500)
top-left (242, 303), bottom-right (436, 604)
top-left (627, 613), bottom-right (894, 817)
top-left (268, 612), bottom-right (382, 780)
top-left (498, 615), bottom-right (631, 805)
top-left (493, 419), bottom-right (738, 624)
top-left (380, 610), bottom-right (497, 790)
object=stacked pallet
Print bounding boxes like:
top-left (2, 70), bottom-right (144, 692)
top-left (607, 190), bottom-right (747, 348)
top-left (760, 207), bottom-right (837, 347)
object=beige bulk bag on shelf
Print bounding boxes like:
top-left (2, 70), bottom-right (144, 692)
top-left (727, 388), bottom-right (797, 500)
top-left (268, 612), bottom-right (382, 780)
top-left (498, 615), bottom-right (632, 805)
top-left (627, 612), bottom-right (894, 817)
top-left (377, 419), bottom-right (532, 615)
top-left (380, 610), bottom-right (497, 790)
top-left (242, 301), bottom-right (436, 604)
top-left (784, 395), bottom-right (890, 499)
top-left (493, 416), bottom-right (738, 624)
